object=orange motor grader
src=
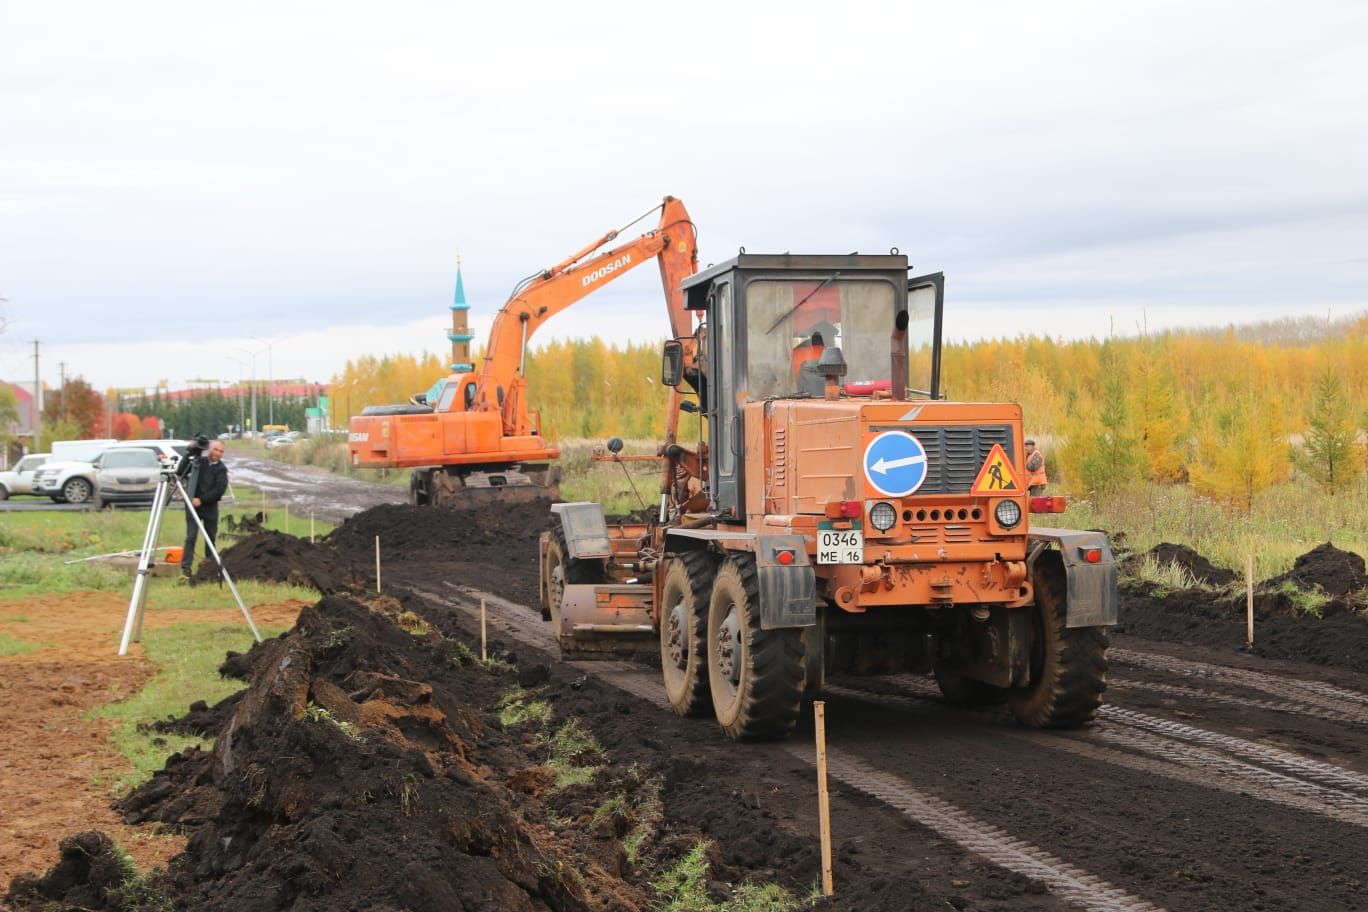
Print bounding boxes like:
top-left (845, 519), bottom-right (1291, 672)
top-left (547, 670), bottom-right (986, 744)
top-left (540, 253), bottom-right (1116, 739)
top-left (348, 196), bottom-right (698, 506)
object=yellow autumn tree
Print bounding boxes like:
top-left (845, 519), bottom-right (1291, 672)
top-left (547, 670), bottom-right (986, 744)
top-left (1189, 391), bottom-right (1292, 516)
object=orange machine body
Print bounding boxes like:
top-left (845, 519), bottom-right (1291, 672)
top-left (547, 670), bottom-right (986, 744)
top-left (349, 196), bottom-right (698, 473)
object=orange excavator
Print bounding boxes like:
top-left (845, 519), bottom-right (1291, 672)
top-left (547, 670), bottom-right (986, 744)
top-left (348, 196), bottom-right (699, 506)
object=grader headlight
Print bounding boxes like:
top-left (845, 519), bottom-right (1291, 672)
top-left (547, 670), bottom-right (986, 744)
top-left (994, 499), bottom-right (1023, 529)
top-left (869, 501), bottom-right (898, 532)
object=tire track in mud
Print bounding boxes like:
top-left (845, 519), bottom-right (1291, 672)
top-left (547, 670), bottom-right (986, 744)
top-left (431, 584), bottom-right (1163, 912)
top-left (794, 748), bottom-right (1164, 912)
top-left (881, 673), bottom-right (1368, 796)
top-left (1111, 647), bottom-right (1368, 719)
top-left (822, 682), bottom-right (1368, 829)
top-left (1108, 678), bottom-right (1367, 725)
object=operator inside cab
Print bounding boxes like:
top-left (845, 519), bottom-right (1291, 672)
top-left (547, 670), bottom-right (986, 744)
top-left (792, 320), bottom-right (839, 398)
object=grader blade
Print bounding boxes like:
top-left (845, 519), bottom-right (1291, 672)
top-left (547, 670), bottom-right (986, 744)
top-left (556, 583), bottom-right (656, 660)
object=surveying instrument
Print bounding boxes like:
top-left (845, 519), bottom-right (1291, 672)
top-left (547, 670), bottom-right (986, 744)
top-left (118, 435), bottom-right (262, 656)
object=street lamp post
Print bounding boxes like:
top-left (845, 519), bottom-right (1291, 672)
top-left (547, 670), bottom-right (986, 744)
top-left (254, 337), bottom-right (275, 427)
top-left (236, 347), bottom-right (261, 437)
top-left (226, 357), bottom-right (248, 434)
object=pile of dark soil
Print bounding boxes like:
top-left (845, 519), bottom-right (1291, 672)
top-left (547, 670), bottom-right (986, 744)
top-left (1123, 542), bottom-right (1239, 587)
top-left (329, 498), bottom-right (552, 605)
top-left (1263, 542), bottom-right (1368, 599)
top-left (5, 832), bottom-right (139, 910)
top-left (1119, 542), bottom-right (1368, 673)
top-left (191, 531), bottom-right (359, 593)
top-left (329, 497), bottom-right (552, 557)
top-left (10, 594), bottom-right (645, 911)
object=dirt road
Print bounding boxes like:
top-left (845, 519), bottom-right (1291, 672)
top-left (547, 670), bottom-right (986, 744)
top-left (11, 487), bottom-right (1368, 911)
top-left (222, 453), bottom-right (404, 523)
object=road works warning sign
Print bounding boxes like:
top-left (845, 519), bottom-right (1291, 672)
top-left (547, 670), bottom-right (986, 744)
top-left (970, 444), bottom-right (1022, 495)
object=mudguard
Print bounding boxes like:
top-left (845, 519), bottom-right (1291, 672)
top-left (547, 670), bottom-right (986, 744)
top-left (665, 529), bottom-right (816, 629)
top-left (550, 502), bottom-right (613, 559)
top-left (1028, 528), bottom-right (1119, 627)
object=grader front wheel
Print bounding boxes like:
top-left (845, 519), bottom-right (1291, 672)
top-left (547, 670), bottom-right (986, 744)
top-left (660, 551), bottom-right (717, 717)
top-left (706, 557), bottom-right (805, 740)
top-left (1008, 550), bottom-right (1109, 728)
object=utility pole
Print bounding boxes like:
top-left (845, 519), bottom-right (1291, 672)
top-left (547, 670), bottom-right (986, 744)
top-left (32, 340), bottom-right (41, 452)
top-left (58, 362), bottom-right (66, 420)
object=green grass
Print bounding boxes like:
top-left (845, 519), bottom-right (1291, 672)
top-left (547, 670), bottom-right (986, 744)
top-left (497, 685), bottom-right (553, 727)
top-left (556, 438), bottom-right (662, 516)
top-left (87, 621), bottom-right (287, 793)
top-left (1277, 580), bottom-right (1332, 618)
top-left (0, 497), bottom-right (330, 600)
top-left (0, 631), bottom-right (49, 656)
top-left (1127, 555), bottom-right (1203, 594)
top-left (540, 718), bottom-right (606, 790)
top-left (652, 841), bottom-right (806, 912)
top-left (1060, 475), bottom-right (1368, 582)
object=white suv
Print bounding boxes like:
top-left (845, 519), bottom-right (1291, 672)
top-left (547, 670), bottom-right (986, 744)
top-left (32, 440), bottom-right (189, 505)
top-left (0, 454), bottom-right (50, 499)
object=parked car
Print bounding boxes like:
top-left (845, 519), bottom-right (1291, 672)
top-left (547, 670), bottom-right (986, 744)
top-left (264, 435), bottom-right (295, 450)
top-left (92, 448), bottom-right (164, 508)
top-left (32, 440), bottom-right (190, 504)
top-left (0, 454), bottom-right (50, 499)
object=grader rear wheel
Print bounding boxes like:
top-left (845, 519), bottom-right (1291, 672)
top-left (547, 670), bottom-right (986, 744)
top-left (1008, 550), bottom-right (1109, 728)
top-left (660, 551), bottom-right (717, 717)
top-left (706, 557), bottom-right (805, 740)
top-left (541, 527), bottom-right (604, 623)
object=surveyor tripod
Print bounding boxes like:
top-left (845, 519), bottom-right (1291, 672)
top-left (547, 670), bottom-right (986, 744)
top-left (118, 470), bottom-right (262, 656)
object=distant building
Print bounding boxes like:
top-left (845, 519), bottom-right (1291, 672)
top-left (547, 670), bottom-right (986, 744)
top-left (450, 260), bottom-right (474, 373)
top-left (1, 380), bottom-right (41, 466)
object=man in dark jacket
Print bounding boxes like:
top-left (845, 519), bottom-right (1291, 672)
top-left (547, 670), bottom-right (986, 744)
top-left (182, 440), bottom-right (229, 578)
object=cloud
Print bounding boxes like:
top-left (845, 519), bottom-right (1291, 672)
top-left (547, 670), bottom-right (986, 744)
top-left (1, 0), bottom-right (1366, 386)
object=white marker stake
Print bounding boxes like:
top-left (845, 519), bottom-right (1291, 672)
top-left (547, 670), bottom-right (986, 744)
top-left (1246, 553), bottom-right (1255, 646)
top-left (481, 598), bottom-right (488, 662)
top-left (815, 700), bottom-right (834, 897)
top-left (375, 535), bottom-right (381, 593)
top-left (310, 512), bottom-right (315, 543)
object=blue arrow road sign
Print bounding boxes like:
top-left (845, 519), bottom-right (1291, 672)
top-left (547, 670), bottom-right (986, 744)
top-left (863, 430), bottom-right (928, 497)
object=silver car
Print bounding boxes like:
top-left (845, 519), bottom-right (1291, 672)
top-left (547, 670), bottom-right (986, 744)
top-left (92, 448), bottom-right (165, 508)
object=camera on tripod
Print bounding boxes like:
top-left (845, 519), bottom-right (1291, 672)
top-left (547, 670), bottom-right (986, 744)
top-left (175, 434), bottom-right (212, 480)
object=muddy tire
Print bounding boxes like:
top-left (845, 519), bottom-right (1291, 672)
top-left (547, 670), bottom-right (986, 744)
top-left (934, 664), bottom-right (1006, 707)
top-left (660, 551), bottom-right (718, 717)
top-left (542, 526), bottom-right (603, 624)
top-left (706, 556), bottom-right (805, 740)
top-left (1008, 550), bottom-right (1109, 728)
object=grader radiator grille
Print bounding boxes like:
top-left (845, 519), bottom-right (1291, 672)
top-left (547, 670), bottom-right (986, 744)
top-left (913, 425), bottom-right (1014, 494)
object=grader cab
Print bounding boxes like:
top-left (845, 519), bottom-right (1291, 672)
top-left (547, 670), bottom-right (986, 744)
top-left (540, 254), bottom-right (1115, 739)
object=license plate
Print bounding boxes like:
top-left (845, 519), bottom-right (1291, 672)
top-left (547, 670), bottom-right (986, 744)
top-left (818, 529), bottom-right (864, 564)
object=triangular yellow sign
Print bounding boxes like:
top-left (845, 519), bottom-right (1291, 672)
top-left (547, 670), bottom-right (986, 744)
top-left (970, 444), bottom-right (1022, 495)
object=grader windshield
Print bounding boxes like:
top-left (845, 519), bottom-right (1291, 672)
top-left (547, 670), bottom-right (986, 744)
top-left (744, 277), bottom-right (937, 399)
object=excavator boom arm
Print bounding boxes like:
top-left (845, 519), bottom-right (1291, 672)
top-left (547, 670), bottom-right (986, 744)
top-left (475, 196), bottom-right (697, 418)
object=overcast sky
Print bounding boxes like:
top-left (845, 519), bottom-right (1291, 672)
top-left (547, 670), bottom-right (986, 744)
top-left (2, 0), bottom-right (1366, 391)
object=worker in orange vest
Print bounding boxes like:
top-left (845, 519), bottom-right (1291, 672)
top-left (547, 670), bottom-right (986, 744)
top-left (1025, 439), bottom-right (1048, 495)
